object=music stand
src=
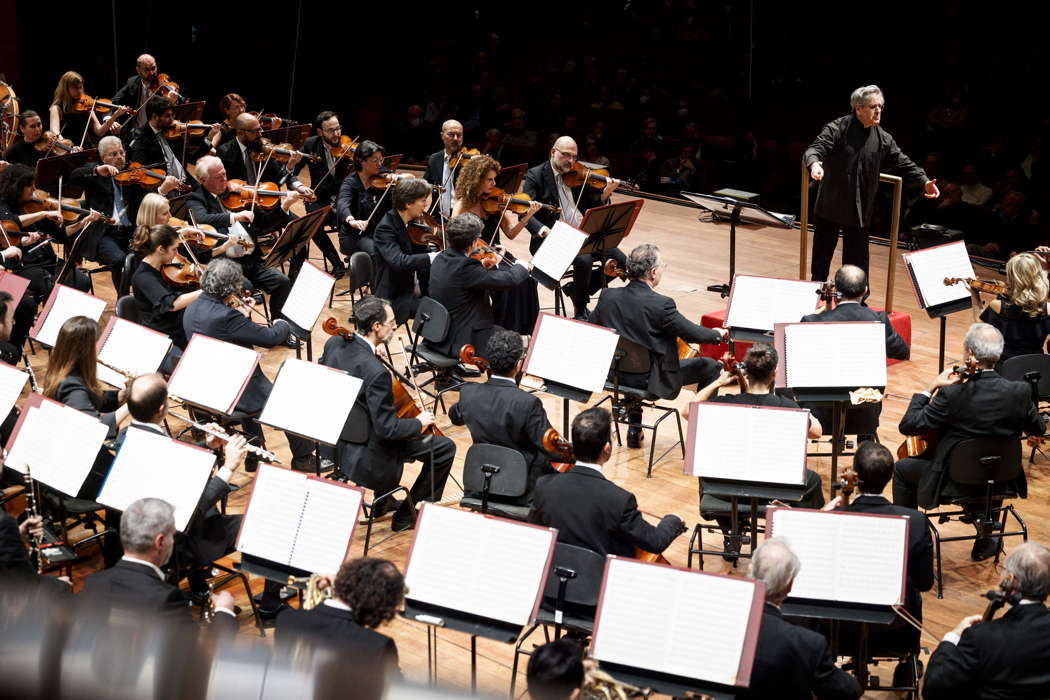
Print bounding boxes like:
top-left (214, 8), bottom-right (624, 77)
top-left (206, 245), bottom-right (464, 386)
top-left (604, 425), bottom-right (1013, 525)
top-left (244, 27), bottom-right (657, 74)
top-left (496, 163), bottom-right (526, 193)
top-left (34, 150), bottom-right (98, 198)
top-left (578, 199), bottom-right (643, 258)
top-left (681, 191), bottom-right (795, 293)
top-left (173, 101), bottom-right (205, 122)
top-left (262, 206), bottom-right (329, 269)
top-left (902, 241), bottom-right (975, 372)
top-left (262, 124), bottom-right (310, 150)
top-left (167, 193), bottom-right (191, 220)
top-left (381, 154), bottom-right (403, 172)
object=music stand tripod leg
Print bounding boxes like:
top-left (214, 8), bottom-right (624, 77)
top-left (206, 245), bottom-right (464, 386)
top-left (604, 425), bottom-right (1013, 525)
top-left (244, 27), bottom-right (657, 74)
top-left (938, 315), bottom-right (947, 373)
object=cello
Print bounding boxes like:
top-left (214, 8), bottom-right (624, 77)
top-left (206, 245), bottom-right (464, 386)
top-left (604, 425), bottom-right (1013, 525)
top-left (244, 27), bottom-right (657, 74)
top-left (896, 357), bottom-right (979, 459)
top-left (542, 428), bottom-right (574, 473)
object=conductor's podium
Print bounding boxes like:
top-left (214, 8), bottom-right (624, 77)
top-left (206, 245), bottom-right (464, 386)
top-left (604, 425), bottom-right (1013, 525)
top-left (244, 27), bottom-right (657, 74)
top-left (698, 307), bottom-right (912, 366)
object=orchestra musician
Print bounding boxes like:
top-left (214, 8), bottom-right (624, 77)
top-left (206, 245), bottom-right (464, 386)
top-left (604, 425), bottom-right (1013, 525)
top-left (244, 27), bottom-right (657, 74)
top-left (0, 506), bottom-right (70, 592)
top-left (207, 93), bottom-right (264, 150)
top-left (70, 136), bottom-right (180, 288)
top-left (182, 258), bottom-right (317, 472)
top-left (592, 243), bottom-right (724, 448)
top-left (423, 212), bottom-right (531, 362)
top-left (286, 110), bottom-right (350, 278)
top-left (127, 97), bottom-right (213, 183)
top-left (49, 71), bottom-right (129, 146)
top-left (968, 252), bottom-right (1050, 364)
top-left (1, 110), bottom-right (48, 168)
top-left (522, 135), bottom-right (624, 320)
top-left (319, 296), bottom-right (455, 532)
top-left (526, 640), bottom-right (585, 700)
top-left (187, 155), bottom-right (299, 340)
top-left (130, 223), bottom-right (203, 350)
top-left (449, 329), bottom-right (558, 505)
top-left (0, 274), bottom-right (38, 359)
top-left (804, 84), bottom-right (938, 282)
top-left (112, 54), bottom-right (159, 132)
top-left (452, 154), bottom-right (541, 336)
top-left (423, 119), bottom-right (463, 220)
top-left (893, 323), bottom-right (1044, 561)
top-left (79, 497), bottom-right (238, 630)
top-left (923, 541), bottom-right (1050, 699)
top-left (335, 140), bottom-right (387, 259)
top-left (373, 178), bottom-right (437, 325)
top-left (528, 406), bottom-right (687, 558)
top-left (740, 538), bottom-right (862, 700)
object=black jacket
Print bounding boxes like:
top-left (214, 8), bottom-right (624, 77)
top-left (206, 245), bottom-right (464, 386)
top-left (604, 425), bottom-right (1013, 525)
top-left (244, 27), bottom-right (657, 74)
top-left (127, 126), bottom-right (208, 179)
top-left (336, 172), bottom-right (389, 239)
top-left (803, 113), bottom-right (928, 228)
top-left (424, 248), bottom-right (529, 357)
top-left (521, 161), bottom-right (606, 253)
top-left (53, 375), bottom-right (121, 439)
top-left (290, 135), bottom-right (350, 206)
top-left (182, 294), bottom-right (292, 414)
top-left (318, 333), bottom-right (423, 490)
top-left (898, 370), bottom-right (1044, 508)
top-left (71, 163), bottom-right (146, 227)
top-left (528, 465), bottom-right (681, 557)
top-left (373, 210), bottom-right (430, 312)
top-left (800, 301), bottom-right (910, 360)
top-left (923, 602), bottom-right (1050, 700)
top-left (592, 279), bottom-right (721, 399)
top-left (216, 137), bottom-right (294, 188)
top-left (738, 603), bottom-right (862, 700)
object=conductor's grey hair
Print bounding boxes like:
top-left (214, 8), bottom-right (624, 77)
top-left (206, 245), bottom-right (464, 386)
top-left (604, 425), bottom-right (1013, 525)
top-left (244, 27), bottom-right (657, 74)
top-left (850, 85), bottom-right (884, 110)
top-left (964, 322), bottom-right (1004, 365)
top-left (1004, 542), bottom-right (1050, 600)
top-left (120, 498), bottom-right (175, 554)
top-left (626, 243), bottom-right (660, 280)
top-left (749, 537), bottom-right (800, 604)
top-left (201, 257), bottom-right (245, 299)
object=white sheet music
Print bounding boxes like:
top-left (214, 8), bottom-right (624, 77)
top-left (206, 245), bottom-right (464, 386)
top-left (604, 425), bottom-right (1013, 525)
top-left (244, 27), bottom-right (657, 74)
top-left (4, 400), bottom-right (108, 496)
top-left (769, 508), bottom-right (907, 606)
top-left (525, 313), bottom-right (619, 394)
top-left (531, 221), bottom-right (588, 281)
top-left (782, 323), bottom-right (887, 388)
top-left (96, 318), bottom-right (173, 388)
top-left (97, 427), bottom-right (215, 532)
top-left (281, 262), bottom-right (335, 331)
top-left (904, 241), bottom-right (976, 309)
top-left (236, 464), bottom-right (361, 574)
top-left (259, 359), bottom-right (361, 444)
top-left (0, 362), bottom-right (29, 422)
top-left (592, 558), bottom-right (759, 686)
top-left (726, 276), bottom-right (821, 331)
top-left (687, 403), bottom-right (808, 484)
top-left (168, 335), bottom-right (259, 413)
top-left (404, 504), bottom-right (554, 626)
top-left (32, 285), bottom-right (106, 347)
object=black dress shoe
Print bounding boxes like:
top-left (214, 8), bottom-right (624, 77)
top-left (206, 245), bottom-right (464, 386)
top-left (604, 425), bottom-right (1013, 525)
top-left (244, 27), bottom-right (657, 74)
top-left (391, 516), bottom-right (416, 532)
top-left (626, 428), bottom-right (644, 449)
top-left (329, 264), bottom-right (346, 280)
top-left (361, 497), bottom-right (403, 523)
top-left (891, 659), bottom-right (922, 688)
top-left (971, 536), bottom-right (1003, 561)
top-left (456, 363), bottom-right (481, 378)
top-left (256, 602), bottom-right (290, 627)
top-left (290, 456), bottom-right (316, 472)
top-left (284, 335), bottom-right (302, 349)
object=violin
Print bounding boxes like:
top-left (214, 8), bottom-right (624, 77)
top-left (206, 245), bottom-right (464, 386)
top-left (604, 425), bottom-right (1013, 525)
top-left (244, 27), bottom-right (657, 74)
top-left (248, 111), bottom-right (289, 129)
top-left (561, 162), bottom-right (637, 191)
top-left (407, 211), bottom-right (444, 250)
top-left (161, 249), bottom-right (203, 286)
top-left (22, 189), bottom-right (114, 224)
top-left (254, 138), bottom-right (320, 164)
top-left (148, 73), bottom-right (182, 102)
top-left (719, 351), bottom-right (746, 387)
top-left (164, 120), bottom-right (214, 140)
top-left (113, 162), bottom-right (191, 191)
top-left (480, 188), bottom-right (561, 216)
top-left (467, 239), bottom-right (505, 269)
top-left (604, 258), bottom-right (628, 280)
top-left (835, 468), bottom-right (858, 505)
top-left (71, 95), bottom-right (134, 115)
top-left (321, 318), bottom-right (444, 437)
top-left (896, 358), bottom-right (980, 459)
top-left (328, 135), bottom-right (359, 161)
top-left (944, 277), bottom-right (1008, 297)
top-left (448, 147), bottom-right (480, 169)
top-left (458, 344), bottom-right (489, 373)
top-left (369, 172), bottom-right (417, 190)
top-left (817, 281), bottom-right (841, 309)
top-left (168, 217), bottom-right (223, 249)
top-left (543, 428), bottom-right (575, 473)
top-left (220, 180), bottom-right (305, 211)
top-left (1, 218), bottom-right (34, 240)
top-left (34, 131), bottom-right (74, 155)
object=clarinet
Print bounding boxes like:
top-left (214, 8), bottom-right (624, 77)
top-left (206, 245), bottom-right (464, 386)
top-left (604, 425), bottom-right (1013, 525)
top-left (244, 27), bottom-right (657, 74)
top-left (23, 361), bottom-right (40, 393)
top-left (23, 464), bottom-right (45, 574)
top-left (171, 413), bottom-right (282, 464)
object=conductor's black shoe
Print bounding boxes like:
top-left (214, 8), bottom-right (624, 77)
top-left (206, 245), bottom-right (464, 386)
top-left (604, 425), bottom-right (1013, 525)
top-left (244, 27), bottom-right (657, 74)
top-left (626, 428), bottom-right (644, 449)
top-left (971, 536), bottom-right (1003, 562)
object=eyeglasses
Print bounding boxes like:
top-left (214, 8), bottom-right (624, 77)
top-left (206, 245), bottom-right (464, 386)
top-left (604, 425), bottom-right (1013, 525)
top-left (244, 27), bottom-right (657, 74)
top-left (322, 126), bottom-right (342, 133)
top-left (554, 149), bottom-right (578, 159)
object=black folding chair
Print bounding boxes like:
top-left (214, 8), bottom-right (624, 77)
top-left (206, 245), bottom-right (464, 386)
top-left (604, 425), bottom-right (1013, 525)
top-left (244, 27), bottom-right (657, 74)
top-left (458, 444), bottom-right (530, 521)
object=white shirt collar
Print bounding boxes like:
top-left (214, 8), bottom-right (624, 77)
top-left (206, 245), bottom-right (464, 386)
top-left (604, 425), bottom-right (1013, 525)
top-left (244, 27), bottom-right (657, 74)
top-left (122, 555), bottom-right (165, 580)
top-left (323, 598), bottom-right (352, 612)
top-left (573, 460), bottom-right (603, 474)
top-left (131, 419), bottom-right (168, 436)
top-left (489, 375), bottom-right (516, 384)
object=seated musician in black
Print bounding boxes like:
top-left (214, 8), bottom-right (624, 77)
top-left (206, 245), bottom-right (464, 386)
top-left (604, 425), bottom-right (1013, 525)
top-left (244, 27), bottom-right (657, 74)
top-left (529, 407), bottom-right (686, 558)
top-left (182, 258), bottom-right (316, 472)
top-left (188, 155), bottom-right (299, 345)
top-left (894, 322), bottom-right (1044, 561)
top-left (1, 110), bottom-right (48, 169)
top-left (373, 177), bottom-right (437, 325)
top-left (449, 329), bottom-right (558, 504)
top-left (592, 242), bottom-right (724, 447)
top-left (131, 224), bottom-right (203, 349)
top-left (335, 140), bottom-right (388, 259)
top-left (424, 212), bottom-right (530, 360)
top-left (319, 296), bottom-right (455, 532)
top-left (128, 96), bottom-right (215, 184)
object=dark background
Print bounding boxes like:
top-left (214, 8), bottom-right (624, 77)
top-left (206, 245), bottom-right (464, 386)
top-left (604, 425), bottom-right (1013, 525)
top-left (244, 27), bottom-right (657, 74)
top-left (3, 1), bottom-right (1047, 242)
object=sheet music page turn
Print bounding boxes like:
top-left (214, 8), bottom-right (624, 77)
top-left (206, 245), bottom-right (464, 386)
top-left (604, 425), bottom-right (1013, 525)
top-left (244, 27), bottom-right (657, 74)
top-left (531, 221), bottom-right (588, 281)
top-left (525, 314), bottom-right (619, 394)
top-left (168, 335), bottom-right (258, 413)
top-left (904, 241), bottom-right (975, 309)
top-left (282, 262), bottom-right (335, 331)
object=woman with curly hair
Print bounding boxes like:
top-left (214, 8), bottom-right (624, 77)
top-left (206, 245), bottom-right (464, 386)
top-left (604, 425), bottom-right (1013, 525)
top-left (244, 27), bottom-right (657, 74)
top-left (452, 154), bottom-right (542, 335)
top-left (971, 252), bottom-right (1050, 363)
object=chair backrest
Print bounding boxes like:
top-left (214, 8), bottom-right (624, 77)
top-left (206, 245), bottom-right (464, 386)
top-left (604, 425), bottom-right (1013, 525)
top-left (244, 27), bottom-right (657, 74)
top-left (612, 336), bottom-right (651, 375)
top-left (118, 253), bottom-right (139, 298)
top-left (411, 297), bottom-right (451, 345)
top-left (462, 444), bottom-right (529, 498)
top-left (541, 542), bottom-right (606, 608)
top-left (945, 437), bottom-right (1023, 486)
top-left (114, 295), bottom-right (141, 323)
top-left (1000, 353), bottom-right (1050, 399)
top-left (348, 252), bottom-right (373, 295)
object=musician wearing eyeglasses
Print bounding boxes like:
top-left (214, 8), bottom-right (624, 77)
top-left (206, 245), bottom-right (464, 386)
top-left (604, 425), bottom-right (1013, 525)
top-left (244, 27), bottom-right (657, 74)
top-left (112, 54), bottom-right (159, 132)
top-left (522, 135), bottom-right (624, 320)
top-left (127, 97), bottom-right (213, 184)
top-left (335, 140), bottom-right (388, 260)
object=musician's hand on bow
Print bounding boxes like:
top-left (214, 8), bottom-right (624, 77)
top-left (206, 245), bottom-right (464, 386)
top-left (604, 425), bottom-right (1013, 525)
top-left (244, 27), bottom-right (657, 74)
top-left (924, 179), bottom-right (940, 199)
top-left (84, 209), bottom-right (103, 225)
top-left (3, 245), bottom-right (22, 262)
top-left (233, 210), bottom-right (254, 224)
top-left (714, 369), bottom-right (737, 388)
top-left (810, 162), bottom-right (824, 181)
top-left (951, 614), bottom-right (982, 637)
top-left (96, 164), bottom-right (119, 177)
top-left (223, 433), bottom-right (249, 471)
top-left (158, 176), bottom-right (180, 195)
top-left (41, 211), bottom-right (63, 226)
top-left (206, 123), bottom-right (222, 141)
top-left (280, 189), bottom-right (301, 212)
top-left (19, 514), bottom-right (43, 541)
top-left (296, 185), bottom-right (314, 200)
top-left (417, 411), bottom-right (436, 431)
top-left (927, 367), bottom-right (963, 394)
top-left (23, 230), bottom-right (43, 244)
top-left (347, 218), bottom-right (368, 231)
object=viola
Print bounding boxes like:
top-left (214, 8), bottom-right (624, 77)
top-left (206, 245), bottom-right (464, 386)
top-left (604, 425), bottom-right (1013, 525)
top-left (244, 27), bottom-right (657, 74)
top-left (604, 258), bottom-right (628, 280)
top-left (169, 217), bottom-right (224, 249)
top-left (248, 111), bottom-right (289, 129)
top-left (458, 344), bottom-right (489, 373)
top-left (22, 190), bottom-right (114, 224)
top-left (148, 73), bottom-right (182, 102)
top-left (944, 276), bottom-right (1008, 297)
top-left (896, 358), bottom-right (980, 459)
top-left (543, 428), bottom-right (575, 473)
top-left (480, 188), bottom-right (561, 216)
top-left (467, 239), bottom-right (503, 269)
top-left (254, 138), bottom-right (320, 164)
top-left (164, 120), bottom-right (214, 140)
top-left (34, 132), bottom-right (74, 155)
top-left (407, 211), bottom-right (444, 250)
top-left (220, 180), bottom-right (294, 211)
top-left (561, 162), bottom-right (637, 191)
top-left (719, 351), bottom-right (746, 386)
top-left (447, 147), bottom-right (480, 169)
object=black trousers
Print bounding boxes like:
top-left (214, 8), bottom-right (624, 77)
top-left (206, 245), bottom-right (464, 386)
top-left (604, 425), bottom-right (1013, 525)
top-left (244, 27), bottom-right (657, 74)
top-left (233, 255), bottom-right (292, 319)
top-left (373, 434), bottom-right (456, 515)
top-left (97, 229), bottom-right (132, 289)
top-left (811, 215), bottom-right (870, 282)
top-left (619, 356), bottom-right (722, 406)
top-left (706, 469), bottom-right (826, 533)
top-left (892, 457), bottom-right (928, 509)
top-left (288, 203), bottom-right (343, 279)
top-left (568, 247), bottom-right (627, 314)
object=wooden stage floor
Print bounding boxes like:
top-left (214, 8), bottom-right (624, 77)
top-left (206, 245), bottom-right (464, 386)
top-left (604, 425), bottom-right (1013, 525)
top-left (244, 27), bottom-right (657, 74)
top-left (47, 192), bottom-right (1035, 698)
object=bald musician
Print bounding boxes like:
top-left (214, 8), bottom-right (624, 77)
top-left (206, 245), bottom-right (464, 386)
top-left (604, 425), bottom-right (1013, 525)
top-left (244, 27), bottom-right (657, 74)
top-left (113, 53), bottom-right (159, 131)
top-left (423, 119), bottom-right (464, 220)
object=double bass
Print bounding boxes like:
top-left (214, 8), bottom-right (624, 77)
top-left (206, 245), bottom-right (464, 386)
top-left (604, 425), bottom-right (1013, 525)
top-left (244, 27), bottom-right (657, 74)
top-left (896, 358), bottom-right (979, 459)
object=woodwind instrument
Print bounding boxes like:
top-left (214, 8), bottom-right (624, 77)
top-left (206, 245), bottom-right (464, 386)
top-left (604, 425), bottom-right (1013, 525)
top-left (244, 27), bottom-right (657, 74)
top-left (169, 412), bottom-right (282, 464)
top-left (23, 464), bottom-right (45, 574)
top-left (97, 358), bottom-right (137, 380)
top-left (287, 574), bottom-right (333, 610)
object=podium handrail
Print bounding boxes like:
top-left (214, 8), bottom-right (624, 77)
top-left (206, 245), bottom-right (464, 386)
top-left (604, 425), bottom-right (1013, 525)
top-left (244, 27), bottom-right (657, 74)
top-left (798, 163), bottom-right (903, 312)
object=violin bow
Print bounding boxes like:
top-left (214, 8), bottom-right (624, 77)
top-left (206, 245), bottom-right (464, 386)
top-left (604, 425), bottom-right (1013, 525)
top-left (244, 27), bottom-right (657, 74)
top-left (78, 101), bottom-right (95, 150)
top-left (395, 333), bottom-right (430, 411)
top-left (310, 133), bottom-right (358, 192)
top-left (362, 185), bottom-right (392, 232)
